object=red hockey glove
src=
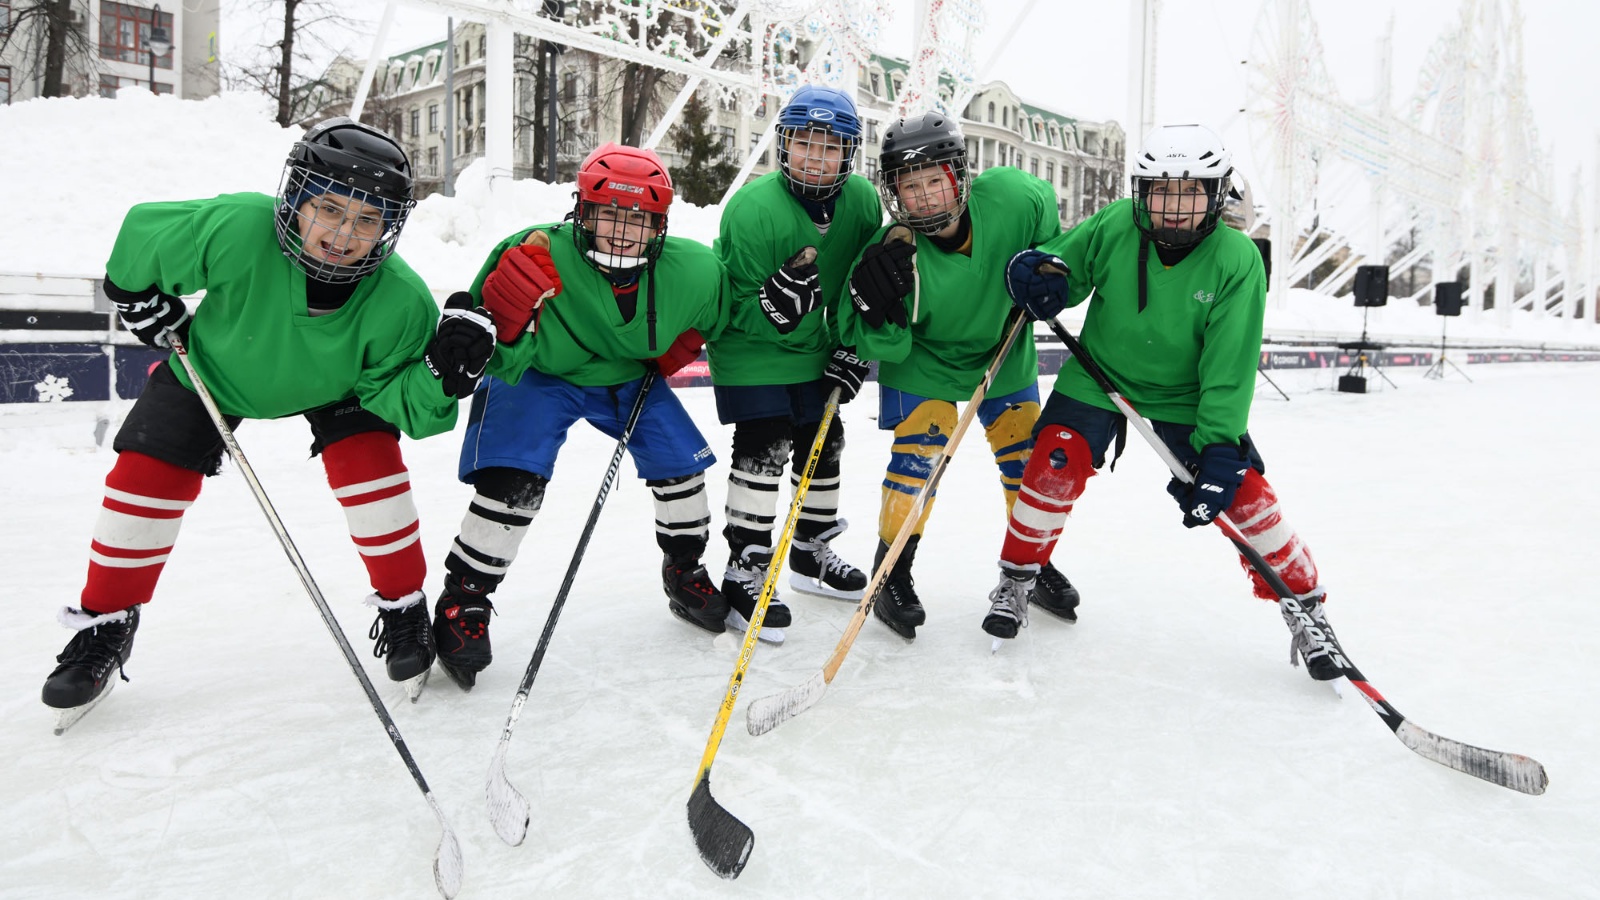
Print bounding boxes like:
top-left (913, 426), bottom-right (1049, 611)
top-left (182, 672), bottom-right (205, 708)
top-left (482, 240), bottom-right (561, 343)
top-left (652, 329), bottom-right (706, 377)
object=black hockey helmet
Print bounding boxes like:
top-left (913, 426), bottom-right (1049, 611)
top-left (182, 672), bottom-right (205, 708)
top-left (275, 117), bottom-right (417, 283)
top-left (877, 112), bottom-right (971, 235)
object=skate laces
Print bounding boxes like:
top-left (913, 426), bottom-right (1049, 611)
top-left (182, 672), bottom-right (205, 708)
top-left (988, 570), bottom-right (1033, 628)
top-left (367, 592), bottom-right (428, 661)
top-left (55, 619), bottom-right (136, 683)
top-left (801, 520), bottom-right (855, 578)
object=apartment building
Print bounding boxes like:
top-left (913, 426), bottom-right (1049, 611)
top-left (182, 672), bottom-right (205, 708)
top-left (0, 0), bottom-right (220, 102)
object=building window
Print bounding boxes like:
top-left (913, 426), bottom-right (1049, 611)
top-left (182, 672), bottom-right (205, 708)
top-left (478, 35), bottom-right (486, 59)
top-left (1, 2), bottom-right (10, 31)
top-left (1060, 165), bottom-right (1070, 189)
top-left (428, 146), bottom-right (439, 171)
top-left (870, 72), bottom-right (881, 97)
top-left (987, 102), bottom-right (995, 124)
top-left (428, 103), bottom-right (439, 132)
top-left (410, 108), bottom-right (420, 137)
top-left (1045, 160), bottom-right (1055, 182)
top-left (864, 158), bottom-right (878, 181)
top-left (562, 71), bottom-right (577, 103)
top-left (0, 65), bottom-right (10, 105)
top-left (1029, 157), bottom-right (1039, 176)
top-left (865, 120), bottom-right (878, 144)
top-left (99, 1), bottom-right (174, 67)
top-left (1002, 106), bottom-right (1008, 127)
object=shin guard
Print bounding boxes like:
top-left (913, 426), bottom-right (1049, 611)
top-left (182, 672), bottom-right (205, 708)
top-left (879, 400), bottom-right (957, 543)
top-left (650, 471), bottom-right (712, 561)
top-left (320, 432), bottom-right (425, 600)
top-left (82, 451), bottom-right (204, 613)
top-left (1225, 470), bottom-right (1320, 600)
top-left (984, 400), bottom-right (1040, 517)
top-left (1000, 426), bottom-right (1095, 568)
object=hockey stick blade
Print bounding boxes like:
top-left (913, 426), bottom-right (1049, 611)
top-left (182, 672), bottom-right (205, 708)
top-left (745, 669), bottom-right (827, 736)
top-left (427, 793), bottom-right (466, 898)
top-left (688, 775), bottom-right (753, 879)
top-left (486, 739), bottom-right (532, 846)
top-left (1393, 721), bottom-right (1548, 794)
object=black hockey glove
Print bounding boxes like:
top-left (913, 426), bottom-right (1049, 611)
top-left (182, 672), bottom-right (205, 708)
top-left (425, 292), bottom-right (496, 399)
top-left (105, 278), bottom-right (190, 349)
top-left (1005, 249), bottom-right (1071, 321)
top-left (758, 246), bottom-right (821, 335)
top-left (1166, 443), bottom-right (1250, 528)
top-left (847, 237), bottom-right (915, 329)
top-left (823, 345), bottom-right (870, 403)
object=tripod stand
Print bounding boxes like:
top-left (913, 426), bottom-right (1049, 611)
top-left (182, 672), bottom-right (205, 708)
top-left (1337, 306), bottom-right (1397, 393)
top-left (1423, 316), bottom-right (1472, 381)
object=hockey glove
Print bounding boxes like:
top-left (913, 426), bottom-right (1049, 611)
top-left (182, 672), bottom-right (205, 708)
top-left (652, 329), bottom-right (705, 377)
top-left (847, 237), bottom-right (915, 329)
top-left (106, 279), bottom-right (190, 349)
top-left (758, 247), bottom-right (821, 335)
top-left (482, 241), bottom-right (562, 343)
top-left (1005, 249), bottom-right (1071, 321)
top-left (823, 345), bottom-right (870, 403)
top-left (425, 292), bottom-right (496, 399)
top-left (1166, 443), bottom-right (1250, 528)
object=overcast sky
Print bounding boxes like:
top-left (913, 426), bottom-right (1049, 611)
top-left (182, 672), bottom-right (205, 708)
top-left (222, 0), bottom-right (1599, 198)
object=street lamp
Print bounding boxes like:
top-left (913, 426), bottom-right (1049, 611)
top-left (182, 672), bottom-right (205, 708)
top-left (145, 4), bottom-right (171, 95)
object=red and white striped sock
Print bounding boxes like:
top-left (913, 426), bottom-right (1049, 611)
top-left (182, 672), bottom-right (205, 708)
top-left (320, 432), bottom-right (425, 600)
top-left (81, 451), bottom-right (204, 614)
top-left (1000, 426), bottom-right (1096, 567)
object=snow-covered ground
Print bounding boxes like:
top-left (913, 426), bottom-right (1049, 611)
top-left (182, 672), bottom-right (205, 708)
top-left (2, 361), bottom-right (1596, 898)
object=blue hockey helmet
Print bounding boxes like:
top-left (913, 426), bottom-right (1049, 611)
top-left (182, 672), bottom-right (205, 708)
top-left (775, 85), bottom-right (862, 201)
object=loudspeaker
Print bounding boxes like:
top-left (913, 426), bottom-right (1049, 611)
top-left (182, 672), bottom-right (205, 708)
top-left (1338, 374), bottom-right (1368, 394)
top-left (1353, 265), bottom-right (1390, 307)
top-left (1434, 281), bottom-right (1465, 317)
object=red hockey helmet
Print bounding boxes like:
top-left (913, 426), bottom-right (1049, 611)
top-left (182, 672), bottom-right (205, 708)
top-left (571, 143), bottom-right (674, 272)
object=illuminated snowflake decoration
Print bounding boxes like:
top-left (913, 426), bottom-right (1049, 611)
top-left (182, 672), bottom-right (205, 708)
top-left (34, 374), bottom-right (75, 403)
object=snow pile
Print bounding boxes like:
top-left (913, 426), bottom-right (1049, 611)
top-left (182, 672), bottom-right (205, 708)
top-left (1, 92), bottom-right (1595, 346)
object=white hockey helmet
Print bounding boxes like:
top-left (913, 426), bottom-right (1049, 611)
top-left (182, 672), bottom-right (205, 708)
top-left (1130, 124), bottom-right (1232, 248)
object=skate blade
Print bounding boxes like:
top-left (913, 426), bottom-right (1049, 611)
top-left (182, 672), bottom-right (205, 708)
top-left (668, 601), bottom-right (728, 635)
top-left (725, 609), bottom-right (785, 645)
top-left (787, 573), bottom-right (864, 602)
top-left (404, 668), bottom-right (430, 703)
top-left (438, 661), bottom-right (479, 692)
top-left (990, 637), bottom-right (1004, 655)
top-left (53, 679), bottom-right (117, 735)
top-left (872, 611), bottom-right (917, 641)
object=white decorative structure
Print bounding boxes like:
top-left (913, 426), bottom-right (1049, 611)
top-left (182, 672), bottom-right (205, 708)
top-left (1247, 0), bottom-right (1588, 328)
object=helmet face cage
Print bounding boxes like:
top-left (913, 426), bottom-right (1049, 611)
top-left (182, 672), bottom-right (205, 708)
top-left (1131, 176), bottom-right (1229, 250)
top-left (570, 143), bottom-right (673, 273)
top-left (275, 118), bottom-right (416, 284)
top-left (775, 86), bottom-right (862, 202)
top-left (1129, 124), bottom-right (1232, 249)
top-left (877, 113), bottom-right (971, 235)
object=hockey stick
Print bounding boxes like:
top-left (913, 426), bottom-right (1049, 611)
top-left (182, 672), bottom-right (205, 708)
top-left (167, 335), bottom-right (465, 898)
top-left (689, 386), bottom-right (842, 879)
top-left (1034, 309), bottom-right (1548, 795)
top-left (487, 369), bottom-right (659, 846)
top-left (745, 309), bottom-right (1037, 737)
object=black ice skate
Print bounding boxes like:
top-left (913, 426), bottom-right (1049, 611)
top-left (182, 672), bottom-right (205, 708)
top-left (664, 555), bottom-right (729, 634)
top-left (42, 605), bottom-right (141, 734)
top-left (871, 536), bottom-right (925, 639)
top-left (788, 520), bottom-right (868, 601)
top-left (983, 563), bottom-right (1035, 641)
top-left (722, 544), bottom-right (789, 643)
top-left (433, 576), bottom-right (495, 691)
top-left (367, 591), bottom-right (435, 697)
top-left (1281, 588), bottom-right (1345, 682)
top-left (1029, 561), bottom-right (1080, 623)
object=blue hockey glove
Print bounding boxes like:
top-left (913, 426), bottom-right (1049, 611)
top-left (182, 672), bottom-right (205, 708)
top-left (1166, 443), bottom-right (1250, 528)
top-left (1005, 249), bottom-right (1070, 320)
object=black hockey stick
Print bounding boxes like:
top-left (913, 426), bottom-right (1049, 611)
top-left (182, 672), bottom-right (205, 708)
top-left (168, 335), bottom-right (465, 897)
top-left (688, 387), bottom-right (841, 879)
top-left (1034, 305), bottom-right (1547, 795)
top-left (487, 369), bottom-right (659, 846)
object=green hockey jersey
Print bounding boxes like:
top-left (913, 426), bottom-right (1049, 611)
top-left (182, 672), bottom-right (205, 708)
top-left (1037, 197), bottom-right (1267, 451)
top-left (836, 167), bottom-right (1061, 401)
top-left (105, 192), bottom-right (456, 438)
top-left (473, 225), bottom-right (731, 387)
top-left (708, 172), bottom-right (882, 385)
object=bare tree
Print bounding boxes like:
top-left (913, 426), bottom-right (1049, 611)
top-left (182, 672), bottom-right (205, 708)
top-left (221, 0), bottom-right (356, 127)
top-left (1, 0), bottom-right (98, 97)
